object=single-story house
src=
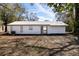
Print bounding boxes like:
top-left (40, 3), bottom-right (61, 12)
top-left (7, 21), bottom-right (68, 34)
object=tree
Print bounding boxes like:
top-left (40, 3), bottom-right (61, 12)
top-left (47, 3), bottom-right (76, 32)
top-left (27, 3), bottom-right (39, 21)
top-left (30, 12), bottom-right (39, 21)
top-left (0, 3), bottom-right (25, 32)
top-left (74, 4), bottom-right (79, 33)
top-left (13, 4), bottom-right (26, 21)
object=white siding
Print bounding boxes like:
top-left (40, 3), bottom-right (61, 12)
top-left (7, 25), bottom-right (66, 34)
top-left (11, 26), bottom-right (21, 34)
top-left (22, 26), bottom-right (41, 34)
top-left (8, 26), bottom-right (41, 34)
top-left (7, 26), bottom-right (11, 34)
top-left (48, 26), bottom-right (66, 34)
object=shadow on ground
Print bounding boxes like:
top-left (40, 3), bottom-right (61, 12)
top-left (0, 32), bottom-right (79, 56)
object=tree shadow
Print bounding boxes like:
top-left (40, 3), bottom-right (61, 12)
top-left (48, 42), bottom-right (73, 56)
top-left (48, 36), bottom-right (79, 56)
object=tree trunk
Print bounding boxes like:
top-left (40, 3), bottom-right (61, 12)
top-left (4, 24), bottom-right (7, 32)
top-left (4, 14), bottom-right (8, 32)
top-left (4, 21), bottom-right (7, 32)
top-left (74, 3), bottom-right (79, 33)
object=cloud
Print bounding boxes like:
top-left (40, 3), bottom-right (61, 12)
top-left (35, 3), bottom-right (56, 21)
top-left (38, 16), bottom-right (53, 21)
top-left (29, 9), bottom-right (40, 13)
top-left (24, 3), bottom-right (56, 21)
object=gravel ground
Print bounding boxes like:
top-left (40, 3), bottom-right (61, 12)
top-left (0, 34), bottom-right (79, 56)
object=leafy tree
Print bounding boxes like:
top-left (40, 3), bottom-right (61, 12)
top-left (48, 3), bottom-right (76, 32)
top-left (0, 3), bottom-right (25, 32)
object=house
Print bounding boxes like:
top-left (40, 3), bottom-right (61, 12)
top-left (7, 21), bottom-right (68, 34)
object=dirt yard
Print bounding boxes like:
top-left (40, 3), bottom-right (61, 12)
top-left (0, 34), bottom-right (79, 56)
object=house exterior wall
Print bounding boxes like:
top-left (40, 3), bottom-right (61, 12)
top-left (7, 25), bottom-right (66, 34)
top-left (7, 26), bottom-right (21, 34)
top-left (7, 25), bottom-right (41, 34)
top-left (47, 26), bottom-right (66, 34)
top-left (22, 26), bottom-right (41, 34)
top-left (7, 26), bottom-right (11, 34)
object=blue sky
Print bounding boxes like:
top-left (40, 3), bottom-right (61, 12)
top-left (23, 3), bottom-right (56, 21)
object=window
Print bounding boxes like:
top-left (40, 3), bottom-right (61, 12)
top-left (29, 26), bottom-right (33, 30)
top-left (43, 26), bottom-right (47, 31)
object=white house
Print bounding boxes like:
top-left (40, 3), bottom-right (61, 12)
top-left (7, 21), bottom-right (68, 34)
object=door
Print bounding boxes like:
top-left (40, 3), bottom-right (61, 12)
top-left (41, 26), bottom-right (47, 34)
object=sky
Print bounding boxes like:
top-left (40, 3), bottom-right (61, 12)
top-left (23, 3), bottom-right (56, 21)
